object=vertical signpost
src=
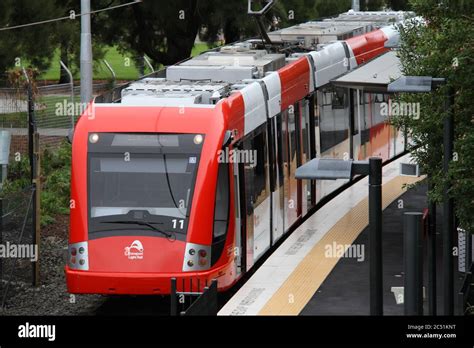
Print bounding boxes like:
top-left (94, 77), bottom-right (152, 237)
top-left (404, 212), bottom-right (423, 315)
top-left (368, 158), bottom-right (383, 316)
top-left (80, 0), bottom-right (93, 105)
top-left (23, 68), bottom-right (41, 286)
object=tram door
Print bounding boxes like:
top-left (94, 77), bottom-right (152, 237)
top-left (232, 158), bottom-right (244, 276)
top-left (299, 99), bottom-right (312, 215)
top-left (282, 105), bottom-right (301, 232)
top-left (242, 126), bottom-right (271, 269)
top-left (270, 114), bottom-right (285, 243)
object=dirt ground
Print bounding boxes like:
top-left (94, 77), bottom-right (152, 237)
top-left (1, 214), bottom-right (106, 315)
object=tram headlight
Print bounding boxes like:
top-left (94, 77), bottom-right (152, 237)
top-left (68, 241), bottom-right (89, 271)
top-left (89, 133), bottom-right (99, 143)
top-left (193, 134), bottom-right (203, 145)
top-left (183, 243), bottom-right (210, 272)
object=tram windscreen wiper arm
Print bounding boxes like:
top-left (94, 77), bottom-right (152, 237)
top-left (101, 220), bottom-right (175, 239)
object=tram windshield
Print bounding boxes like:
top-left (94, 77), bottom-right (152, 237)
top-left (87, 133), bottom-right (204, 239)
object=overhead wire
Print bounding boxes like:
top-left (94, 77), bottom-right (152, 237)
top-left (0, 0), bottom-right (142, 32)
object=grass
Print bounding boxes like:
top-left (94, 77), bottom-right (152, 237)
top-left (37, 43), bottom-right (213, 82)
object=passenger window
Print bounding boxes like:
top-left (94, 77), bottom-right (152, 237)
top-left (213, 163), bottom-right (229, 239)
top-left (331, 88), bottom-right (347, 110)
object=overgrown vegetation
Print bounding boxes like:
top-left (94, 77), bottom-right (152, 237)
top-left (2, 141), bottom-right (71, 226)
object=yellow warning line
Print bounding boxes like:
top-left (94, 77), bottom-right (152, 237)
top-left (259, 175), bottom-right (423, 315)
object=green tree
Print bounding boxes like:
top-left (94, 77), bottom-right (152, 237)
top-left (359, 0), bottom-right (386, 10)
top-left (95, 0), bottom-right (204, 67)
top-left (387, 0), bottom-right (412, 10)
top-left (0, 0), bottom-right (107, 82)
top-left (394, 0), bottom-right (474, 231)
top-left (0, 0), bottom-right (61, 76)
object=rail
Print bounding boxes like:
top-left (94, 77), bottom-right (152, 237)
top-left (170, 278), bottom-right (218, 316)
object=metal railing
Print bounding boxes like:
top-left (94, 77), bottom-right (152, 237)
top-left (170, 278), bottom-right (218, 316)
top-left (457, 228), bottom-right (473, 315)
top-left (458, 264), bottom-right (473, 315)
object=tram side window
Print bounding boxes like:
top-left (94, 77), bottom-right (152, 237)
top-left (319, 88), bottom-right (349, 154)
top-left (213, 163), bottom-right (229, 239)
top-left (243, 128), bottom-right (270, 212)
top-left (331, 88), bottom-right (347, 110)
top-left (288, 105), bottom-right (298, 172)
top-left (352, 90), bottom-right (359, 135)
top-left (374, 93), bottom-right (390, 124)
top-left (300, 100), bottom-right (310, 165)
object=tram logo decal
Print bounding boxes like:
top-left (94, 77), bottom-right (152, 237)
top-left (124, 240), bottom-right (144, 260)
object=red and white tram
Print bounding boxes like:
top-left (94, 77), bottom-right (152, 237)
top-left (66, 11), bottom-right (412, 294)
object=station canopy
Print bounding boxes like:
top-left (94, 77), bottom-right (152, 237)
top-left (331, 51), bottom-right (402, 92)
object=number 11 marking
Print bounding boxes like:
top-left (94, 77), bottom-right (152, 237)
top-left (172, 219), bottom-right (184, 229)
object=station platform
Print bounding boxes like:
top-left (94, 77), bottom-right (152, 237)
top-left (219, 153), bottom-right (425, 315)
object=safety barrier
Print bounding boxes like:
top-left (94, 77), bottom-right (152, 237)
top-left (170, 278), bottom-right (218, 316)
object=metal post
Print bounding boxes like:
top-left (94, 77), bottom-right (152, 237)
top-left (348, 90), bottom-right (355, 160)
top-left (442, 86), bottom-right (454, 315)
top-left (102, 60), bottom-right (116, 88)
top-left (59, 61), bottom-right (75, 130)
top-left (80, 0), bottom-right (93, 104)
top-left (404, 212), bottom-right (423, 315)
top-left (23, 68), bottom-right (39, 286)
top-left (143, 56), bottom-right (155, 74)
top-left (170, 277), bottom-right (177, 316)
top-left (23, 69), bottom-right (35, 183)
top-left (33, 133), bottom-right (41, 287)
top-left (369, 157), bottom-right (383, 315)
top-left (0, 198), bottom-right (3, 294)
top-left (428, 184), bottom-right (437, 315)
top-left (466, 231), bottom-right (472, 274)
top-left (352, 0), bottom-right (360, 11)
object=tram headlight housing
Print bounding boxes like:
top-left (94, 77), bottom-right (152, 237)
top-left (68, 241), bottom-right (89, 271)
top-left (183, 243), bottom-right (211, 272)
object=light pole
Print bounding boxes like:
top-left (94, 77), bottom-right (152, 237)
top-left (295, 157), bottom-right (383, 315)
top-left (387, 75), bottom-right (454, 315)
top-left (80, 0), bottom-right (93, 104)
top-left (404, 212), bottom-right (424, 315)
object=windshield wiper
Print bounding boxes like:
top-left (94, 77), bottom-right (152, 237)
top-left (101, 220), bottom-right (175, 240)
top-left (162, 153), bottom-right (186, 218)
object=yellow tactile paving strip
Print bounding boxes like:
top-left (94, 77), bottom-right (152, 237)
top-left (259, 175), bottom-right (423, 315)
